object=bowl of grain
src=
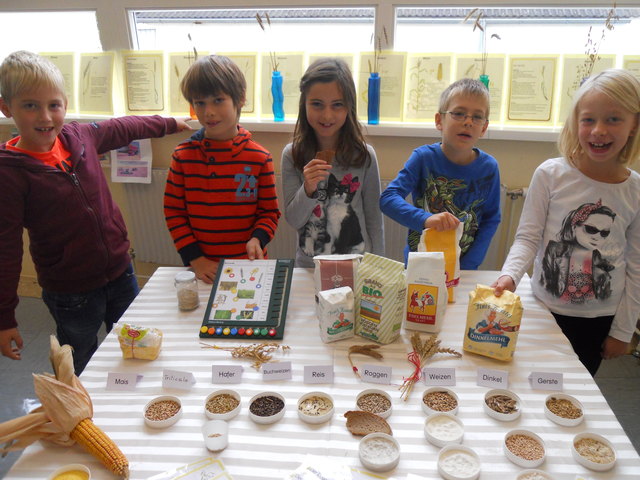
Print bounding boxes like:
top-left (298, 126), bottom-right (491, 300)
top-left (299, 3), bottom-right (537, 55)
top-left (516, 469), bottom-right (552, 480)
top-left (483, 388), bottom-right (521, 421)
top-left (356, 389), bottom-right (392, 419)
top-left (204, 389), bottom-right (241, 420)
top-left (248, 391), bottom-right (286, 424)
top-left (144, 395), bottom-right (182, 428)
top-left (503, 429), bottom-right (546, 468)
top-left (437, 444), bottom-right (481, 480)
top-left (571, 432), bottom-right (616, 471)
top-left (422, 387), bottom-right (459, 416)
top-left (298, 391), bottom-right (334, 424)
top-left (544, 393), bottom-right (583, 427)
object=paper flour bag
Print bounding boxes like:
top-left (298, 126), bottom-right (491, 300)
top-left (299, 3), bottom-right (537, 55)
top-left (405, 252), bottom-right (448, 333)
top-left (317, 286), bottom-right (355, 343)
top-left (463, 284), bottom-right (523, 362)
top-left (313, 254), bottom-right (362, 318)
top-left (418, 223), bottom-right (462, 303)
top-left (355, 253), bottom-right (406, 344)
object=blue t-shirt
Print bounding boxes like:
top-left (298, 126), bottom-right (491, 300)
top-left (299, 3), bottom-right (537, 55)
top-left (380, 142), bottom-right (501, 269)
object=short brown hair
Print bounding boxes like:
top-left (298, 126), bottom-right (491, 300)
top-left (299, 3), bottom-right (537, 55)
top-left (0, 50), bottom-right (66, 103)
top-left (180, 55), bottom-right (246, 118)
top-left (438, 77), bottom-right (490, 118)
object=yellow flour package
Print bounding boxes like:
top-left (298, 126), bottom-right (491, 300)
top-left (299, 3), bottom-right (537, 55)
top-left (355, 253), bottom-right (406, 344)
top-left (115, 323), bottom-right (163, 360)
top-left (463, 284), bottom-right (523, 362)
top-left (404, 251), bottom-right (448, 333)
top-left (418, 223), bottom-right (462, 303)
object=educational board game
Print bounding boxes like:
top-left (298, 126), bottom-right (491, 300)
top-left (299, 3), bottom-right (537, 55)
top-left (200, 259), bottom-right (294, 340)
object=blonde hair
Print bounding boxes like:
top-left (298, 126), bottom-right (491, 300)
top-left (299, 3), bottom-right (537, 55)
top-left (0, 50), bottom-right (66, 103)
top-left (180, 55), bottom-right (246, 118)
top-left (438, 77), bottom-right (490, 118)
top-left (559, 68), bottom-right (640, 166)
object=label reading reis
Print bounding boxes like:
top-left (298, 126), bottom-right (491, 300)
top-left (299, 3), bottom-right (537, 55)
top-left (211, 365), bottom-right (244, 384)
top-left (304, 365), bottom-right (334, 384)
top-left (361, 364), bottom-right (392, 385)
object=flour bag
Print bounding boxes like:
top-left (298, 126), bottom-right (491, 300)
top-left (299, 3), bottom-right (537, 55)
top-left (355, 253), bottom-right (406, 344)
top-left (404, 252), bottom-right (448, 333)
top-left (317, 286), bottom-right (355, 343)
top-left (463, 284), bottom-right (523, 362)
top-left (313, 254), bottom-right (362, 318)
top-left (418, 222), bottom-right (462, 303)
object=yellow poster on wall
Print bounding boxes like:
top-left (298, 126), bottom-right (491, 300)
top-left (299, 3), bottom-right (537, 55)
top-left (357, 52), bottom-right (406, 123)
top-left (79, 52), bottom-right (114, 115)
top-left (123, 51), bottom-right (164, 113)
top-left (260, 53), bottom-right (304, 121)
top-left (40, 53), bottom-right (76, 114)
top-left (168, 52), bottom-right (205, 116)
top-left (403, 54), bottom-right (452, 122)
top-left (455, 55), bottom-right (506, 124)
top-left (507, 56), bottom-right (558, 125)
top-left (623, 56), bottom-right (640, 81)
top-left (221, 53), bottom-right (257, 116)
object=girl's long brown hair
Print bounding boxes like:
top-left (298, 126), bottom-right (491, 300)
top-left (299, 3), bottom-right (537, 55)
top-left (292, 57), bottom-right (370, 171)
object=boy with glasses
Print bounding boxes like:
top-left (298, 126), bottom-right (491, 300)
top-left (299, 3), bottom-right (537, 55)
top-left (380, 78), bottom-right (501, 269)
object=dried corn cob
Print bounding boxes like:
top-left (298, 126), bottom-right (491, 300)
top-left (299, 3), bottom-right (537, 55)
top-left (70, 418), bottom-right (129, 478)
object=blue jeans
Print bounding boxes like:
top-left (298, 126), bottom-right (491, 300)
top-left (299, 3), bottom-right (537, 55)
top-left (42, 264), bottom-right (139, 375)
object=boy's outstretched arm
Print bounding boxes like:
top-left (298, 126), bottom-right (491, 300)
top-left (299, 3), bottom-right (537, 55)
top-left (0, 327), bottom-right (23, 360)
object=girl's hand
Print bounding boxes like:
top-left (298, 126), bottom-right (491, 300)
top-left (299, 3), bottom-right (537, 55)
top-left (246, 238), bottom-right (264, 260)
top-left (303, 158), bottom-right (332, 197)
top-left (424, 212), bottom-right (460, 231)
top-left (0, 327), bottom-right (23, 360)
top-left (190, 256), bottom-right (219, 284)
top-left (492, 275), bottom-right (516, 296)
top-left (602, 336), bottom-right (628, 360)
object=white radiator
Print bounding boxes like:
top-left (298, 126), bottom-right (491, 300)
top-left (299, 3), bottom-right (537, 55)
top-left (122, 171), bottom-right (525, 271)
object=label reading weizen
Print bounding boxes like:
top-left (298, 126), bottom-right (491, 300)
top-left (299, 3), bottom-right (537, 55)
top-left (423, 367), bottom-right (456, 386)
top-left (211, 365), bottom-right (244, 384)
top-left (361, 363), bottom-right (392, 384)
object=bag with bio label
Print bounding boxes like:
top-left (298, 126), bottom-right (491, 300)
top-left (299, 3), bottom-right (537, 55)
top-left (404, 252), bottom-right (448, 333)
top-left (418, 222), bottom-right (462, 303)
top-left (355, 253), bottom-right (405, 344)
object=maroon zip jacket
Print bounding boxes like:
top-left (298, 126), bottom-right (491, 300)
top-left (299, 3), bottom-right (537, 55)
top-left (0, 116), bottom-right (178, 330)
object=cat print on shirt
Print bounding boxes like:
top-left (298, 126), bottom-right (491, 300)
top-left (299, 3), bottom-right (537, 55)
top-left (299, 173), bottom-right (365, 256)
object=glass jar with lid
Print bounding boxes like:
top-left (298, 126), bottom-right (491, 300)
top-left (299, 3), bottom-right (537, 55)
top-left (175, 271), bottom-right (199, 311)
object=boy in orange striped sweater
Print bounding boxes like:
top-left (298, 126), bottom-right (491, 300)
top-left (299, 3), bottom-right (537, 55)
top-left (164, 55), bottom-right (280, 283)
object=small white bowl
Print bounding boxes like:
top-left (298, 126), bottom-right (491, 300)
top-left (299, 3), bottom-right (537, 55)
top-left (424, 412), bottom-right (464, 447)
top-left (48, 464), bottom-right (91, 480)
top-left (248, 391), bottom-right (286, 424)
top-left (297, 391), bottom-right (334, 424)
top-left (358, 432), bottom-right (400, 472)
top-left (422, 387), bottom-right (459, 416)
top-left (202, 419), bottom-right (229, 452)
top-left (437, 444), bottom-right (481, 480)
top-left (483, 389), bottom-right (521, 421)
top-left (356, 388), bottom-right (392, 419)
top-left (571, 432), bottom-right (616, 471)
top-left (143, 395), bottom-right (182, 428)
top-left (516, 469), bottom-right (553, 480)
top-left (504, 429), bottom-right (546, 468)
top-left (204, 389), bottom-right (241, 420)
top-left (544, 393), bottom-right (584, 427)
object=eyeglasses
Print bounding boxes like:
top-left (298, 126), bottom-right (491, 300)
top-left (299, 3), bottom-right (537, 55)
top-left (441, 111), bottom-right (487, 125)
top-left (582, 224), bottom-right (610, 238)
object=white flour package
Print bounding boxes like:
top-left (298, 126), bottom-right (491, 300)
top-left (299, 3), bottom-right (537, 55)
top-left (404, 251), bottom-right (448, 333)
top-left (317, 286), bottom-right (355, 343)
top-left (313, 254), bottom-right (362, 319)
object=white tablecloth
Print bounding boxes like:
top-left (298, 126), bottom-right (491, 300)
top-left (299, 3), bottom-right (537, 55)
top-left (5, 268), bottom-right (640, 479)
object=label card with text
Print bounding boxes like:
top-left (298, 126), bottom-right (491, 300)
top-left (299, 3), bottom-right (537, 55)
top-left (162, 369), bottom-right (196, 390)
top-left (304, 365), bottom-right (334, 384)
top-left (361, 364), bottom-right (392, 385)
top-left (477, 367), bottom-right (509, 389)
top-left (262, 361), bottom-right (292, 381)
top-left (423, 367), bottom-right (456, 386)
top-left (212, 365), bottom-right (244, 384)
top-left (529, 371), bottom-right (563, 391)
top-left (107, 372), bottom-right (142, 391)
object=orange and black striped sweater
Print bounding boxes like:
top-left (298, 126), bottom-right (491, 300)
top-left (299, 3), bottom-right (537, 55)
top-left (164, 126), bottom-right (280, 265)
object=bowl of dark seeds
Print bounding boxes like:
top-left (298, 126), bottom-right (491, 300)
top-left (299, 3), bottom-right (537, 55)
top-left (422, 387), bottom-right (459, 416)
top-left (144, 395), bottom-right (182, 428)
top-left (248, 391), bottom-right (286, 424)
top-left (483, 389), bottom-right (521, 421)
top-left (356, 389), bottom-right (392, 419)
top-left (205, 389), bottom-right (241, 420)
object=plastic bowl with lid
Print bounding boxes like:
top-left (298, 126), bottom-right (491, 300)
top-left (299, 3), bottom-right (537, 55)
top-left (298, 391), bottom-right (334, 424)
top-left (356, 388), bottom-right (392, 419)
top-left (424, 412), bottom-right (464, 447)
top-left (204, 389), bottom-right (241, 420)
top-left (503, 429), bottom-right (546, 468)
top-left (144, 395), bottom-right (182, 428)
top-left (202, 419), bottom-right (229, 452)
top-left (544, 393), bottom-right (584, 427)
top-left (421, 387), bottom-right (459, 416)
top-left (571, 432), bottom-right (616, 471)
top-left (48, 464), bottom-right (91, 480)
top-left (248, 391), bottom-right (286, 424)
top-left (516, 469), bottom-right (553, 480)
top-left (358, 432), bottom-right (400, 472)
top-left (437, 444), bottom-right (481, 480)
top-left (483, 388), bottom-right (521, 421)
